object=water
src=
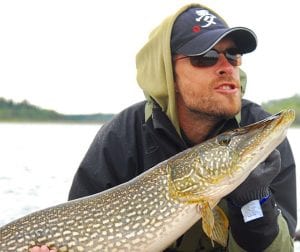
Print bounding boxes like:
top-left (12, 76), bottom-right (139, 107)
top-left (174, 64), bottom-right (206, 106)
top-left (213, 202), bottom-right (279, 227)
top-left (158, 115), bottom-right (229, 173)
top-left (0, 123), bottom-right (101, 226)
top-left (0, 123), bottom-right (299, 249)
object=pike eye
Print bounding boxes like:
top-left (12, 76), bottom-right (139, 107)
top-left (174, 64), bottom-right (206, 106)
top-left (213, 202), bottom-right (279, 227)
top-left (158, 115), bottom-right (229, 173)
top-left (217, 135), bottom-right (231, 146)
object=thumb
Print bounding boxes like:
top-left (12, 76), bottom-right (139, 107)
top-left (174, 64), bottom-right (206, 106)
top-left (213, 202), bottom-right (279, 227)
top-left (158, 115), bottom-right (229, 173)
top-left (266, 149), bottom-right (281, 168)
top-left (263, 149), bottom-right (281, 180)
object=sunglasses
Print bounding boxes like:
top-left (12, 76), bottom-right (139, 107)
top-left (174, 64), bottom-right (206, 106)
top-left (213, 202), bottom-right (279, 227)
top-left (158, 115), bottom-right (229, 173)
top-left (175, 48), bottom-right (242, 67)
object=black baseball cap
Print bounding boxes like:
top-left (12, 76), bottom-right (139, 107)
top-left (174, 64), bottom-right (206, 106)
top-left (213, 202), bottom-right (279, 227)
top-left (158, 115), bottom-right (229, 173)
top-left (171, 7), bottom-right (257, 56)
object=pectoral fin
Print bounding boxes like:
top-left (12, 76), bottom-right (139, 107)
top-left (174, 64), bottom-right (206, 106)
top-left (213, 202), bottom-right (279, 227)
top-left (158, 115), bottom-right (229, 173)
top-left (211, 205), bottom-right (229, 247)
top-left (199, 203), bottom-right (229, 247)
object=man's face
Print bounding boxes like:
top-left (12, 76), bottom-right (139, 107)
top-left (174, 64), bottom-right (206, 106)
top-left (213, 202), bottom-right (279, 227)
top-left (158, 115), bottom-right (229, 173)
top-left (173, 38), bottom-right (242, 120)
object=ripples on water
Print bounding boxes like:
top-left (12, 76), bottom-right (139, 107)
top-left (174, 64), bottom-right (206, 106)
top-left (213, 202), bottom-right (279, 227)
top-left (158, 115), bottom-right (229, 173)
top-left (0, 123), bottom-right (101, 226)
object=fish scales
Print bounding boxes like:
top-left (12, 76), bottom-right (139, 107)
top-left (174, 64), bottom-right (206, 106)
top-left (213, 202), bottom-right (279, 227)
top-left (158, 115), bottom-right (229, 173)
top-left (1, 160), bottom-right (197, 252)
top-left (0, 109), bottom-right (295, 252)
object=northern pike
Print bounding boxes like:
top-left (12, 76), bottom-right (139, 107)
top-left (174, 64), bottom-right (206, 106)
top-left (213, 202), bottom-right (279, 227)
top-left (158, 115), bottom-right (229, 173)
top-left (0, 110), bottom-right (295, 252)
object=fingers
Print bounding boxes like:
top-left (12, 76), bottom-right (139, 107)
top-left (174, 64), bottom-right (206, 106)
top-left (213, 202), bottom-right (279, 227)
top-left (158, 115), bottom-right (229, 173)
top-left (30, 245), bottom-right (57, 252)
top-left (266, 149), bottom-right (281, 166)
top-left (30, 247), bottom-right (39, 252)
top-left (263, 149), bottom-right (281, 179)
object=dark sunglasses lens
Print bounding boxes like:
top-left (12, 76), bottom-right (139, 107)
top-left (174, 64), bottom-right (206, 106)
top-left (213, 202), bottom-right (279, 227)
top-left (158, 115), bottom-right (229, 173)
top-left (225, 48), bottom-right (242, 66)
top-left (188, 49), bottom-right (242, 67)
top-left (190, 50), bottom-right (219, 67)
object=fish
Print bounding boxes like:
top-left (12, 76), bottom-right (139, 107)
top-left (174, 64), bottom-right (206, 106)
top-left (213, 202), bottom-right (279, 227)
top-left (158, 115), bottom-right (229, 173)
top-left (0, 109), bottom-right (295, 252)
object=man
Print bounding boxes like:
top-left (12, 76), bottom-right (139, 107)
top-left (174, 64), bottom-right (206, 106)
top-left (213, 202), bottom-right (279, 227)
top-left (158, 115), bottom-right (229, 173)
top-left (32, 3), bottom-right (296, 252)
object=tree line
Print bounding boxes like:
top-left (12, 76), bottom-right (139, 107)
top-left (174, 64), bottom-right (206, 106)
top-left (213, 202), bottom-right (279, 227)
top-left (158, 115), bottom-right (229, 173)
top-left (0, 95), bottom-right (299, 126)
top-left (261, 94), bottom-right (300, 126)
top-left (0, 98), bottom-right (114, 123)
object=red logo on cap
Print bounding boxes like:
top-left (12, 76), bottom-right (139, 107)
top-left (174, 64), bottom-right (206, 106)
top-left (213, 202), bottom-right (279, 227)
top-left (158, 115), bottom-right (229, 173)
top-left (192, 25), bottom-right (201, 33)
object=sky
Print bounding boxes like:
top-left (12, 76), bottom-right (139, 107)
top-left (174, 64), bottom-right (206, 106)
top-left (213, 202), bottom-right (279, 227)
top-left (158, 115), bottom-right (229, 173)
top-left (0, 0), bottom-right (299, 114)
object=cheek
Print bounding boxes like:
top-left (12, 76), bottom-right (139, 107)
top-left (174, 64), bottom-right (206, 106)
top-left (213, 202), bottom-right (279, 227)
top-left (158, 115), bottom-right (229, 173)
top-left (175, 76), bottom-right (200, 96)
top-left (175, 66), bottom-right (208, 93)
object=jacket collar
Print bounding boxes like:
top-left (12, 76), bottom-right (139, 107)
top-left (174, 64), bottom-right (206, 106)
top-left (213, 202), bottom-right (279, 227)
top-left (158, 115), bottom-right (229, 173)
top-left (150, 101), bottom-right (240, 148)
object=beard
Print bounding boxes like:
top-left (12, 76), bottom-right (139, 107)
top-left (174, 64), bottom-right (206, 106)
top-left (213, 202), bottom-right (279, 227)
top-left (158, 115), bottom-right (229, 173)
top-left (180, 78), bottom-right (242, 121)
top-left (187, 98), bottom-right (241, 121)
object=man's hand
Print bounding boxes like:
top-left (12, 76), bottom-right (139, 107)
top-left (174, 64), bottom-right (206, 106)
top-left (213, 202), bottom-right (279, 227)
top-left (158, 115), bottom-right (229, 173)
top-left (226, 149), bottom-right (281, 251)
top-left (227, 149), bottom-right (281, 207)
top-left (30, 245), bottom-right (57, 252)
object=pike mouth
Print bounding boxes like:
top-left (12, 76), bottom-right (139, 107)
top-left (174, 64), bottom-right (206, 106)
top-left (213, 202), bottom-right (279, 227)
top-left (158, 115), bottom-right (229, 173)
top-left (235, 109), bottom-right (295, 136)
top-left (269, 110), bottom-right (295, 125)
top-left (223, 109), bottom-right (294, 184)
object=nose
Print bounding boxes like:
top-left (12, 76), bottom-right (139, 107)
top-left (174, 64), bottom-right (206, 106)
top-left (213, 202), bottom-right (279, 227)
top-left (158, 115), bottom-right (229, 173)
top-left (216, 53), bottom-right (235, 76)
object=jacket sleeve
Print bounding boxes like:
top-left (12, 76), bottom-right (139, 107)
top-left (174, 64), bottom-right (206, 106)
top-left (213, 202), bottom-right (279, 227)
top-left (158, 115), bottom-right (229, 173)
top-left (227, 213), bottom-right (294, 252)
top-left (227, 100), bottom-right (297, 251)
top-left (68, 115), bottom-right (140, 200)
top-left (227, 138), bottom-right (296, 251)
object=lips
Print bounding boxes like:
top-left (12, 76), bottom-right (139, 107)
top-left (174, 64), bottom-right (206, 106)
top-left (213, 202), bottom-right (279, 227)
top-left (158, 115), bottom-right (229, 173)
top-left (214, 83), bottom-right (239, 94)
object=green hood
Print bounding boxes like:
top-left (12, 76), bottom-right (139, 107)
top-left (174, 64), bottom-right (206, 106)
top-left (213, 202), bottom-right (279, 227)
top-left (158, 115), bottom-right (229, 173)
top-left (136, 3), bottom-right (247, 135)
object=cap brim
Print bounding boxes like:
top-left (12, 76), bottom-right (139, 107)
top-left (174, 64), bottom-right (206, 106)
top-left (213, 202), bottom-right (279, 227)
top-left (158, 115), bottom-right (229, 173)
top-left (176, 27), bottom-right (257, 56)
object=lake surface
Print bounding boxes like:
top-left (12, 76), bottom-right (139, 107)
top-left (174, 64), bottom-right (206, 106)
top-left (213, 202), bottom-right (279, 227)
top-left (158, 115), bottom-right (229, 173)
top-left (0, 123), bottom-right (101, 226)
top-left (0, 123), bottom-right (299, 249)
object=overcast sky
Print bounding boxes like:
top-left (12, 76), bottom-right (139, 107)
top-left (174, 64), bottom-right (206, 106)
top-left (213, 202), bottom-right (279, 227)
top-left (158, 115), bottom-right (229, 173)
top-left (1, 0), bottom-right (299, 114)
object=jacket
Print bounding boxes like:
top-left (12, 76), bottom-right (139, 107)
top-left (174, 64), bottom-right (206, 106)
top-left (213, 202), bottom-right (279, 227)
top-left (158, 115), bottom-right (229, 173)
top-left (69, 3), bottom-right (296, 251)
top-left (68, 99), bottom-right (296, 251)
